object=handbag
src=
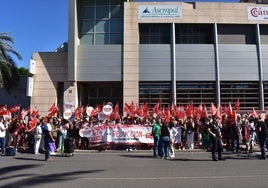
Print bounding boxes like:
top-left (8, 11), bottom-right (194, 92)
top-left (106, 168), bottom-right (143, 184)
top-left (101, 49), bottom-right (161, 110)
top-left (49, 142), bottom-right (56, 152)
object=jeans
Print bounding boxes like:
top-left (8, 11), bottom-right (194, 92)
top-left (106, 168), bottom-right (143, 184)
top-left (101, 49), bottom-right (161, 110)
top-left (161, 136), bottom-right (170, 158)
top-left (231, 135), bottom-right (240, 152)
top-left (153, 135), bottom-right (160, 157)
top-left (57, 132), bottom-right (67, 150)
top-left (0, 137), bottom-right (6, 154)
top-left (187, 132), bottom-right (195, 150)
top-left (44, 138), bottom-right (51, 160)
top-left (259, 136), bottom-right (268, 159)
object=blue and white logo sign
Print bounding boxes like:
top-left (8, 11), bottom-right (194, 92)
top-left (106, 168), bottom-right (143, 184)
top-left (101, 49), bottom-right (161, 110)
top-left (139, 5), bottom-right (182, 19)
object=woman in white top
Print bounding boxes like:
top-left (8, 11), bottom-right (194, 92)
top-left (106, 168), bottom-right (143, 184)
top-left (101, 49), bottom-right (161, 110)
top-left (34, 118), bottom-right (43, 155)
top-left (0, 117), bottom-right (8, 155)
top-left (169, 117), bottom-right (178, 158)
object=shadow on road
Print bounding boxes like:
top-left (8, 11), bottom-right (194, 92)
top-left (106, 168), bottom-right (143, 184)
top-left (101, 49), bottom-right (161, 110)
top-left (0, 163), bottom-right (105, 188)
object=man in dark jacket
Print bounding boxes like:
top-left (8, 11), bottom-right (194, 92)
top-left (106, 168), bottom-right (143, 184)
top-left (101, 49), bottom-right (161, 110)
top-left (257, 116), bottom-right (268, 160)
top-left (207, 115), bottom-right (225, 161)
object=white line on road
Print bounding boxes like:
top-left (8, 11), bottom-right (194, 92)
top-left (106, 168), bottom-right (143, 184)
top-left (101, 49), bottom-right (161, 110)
top-left (81, 174), bottom-right (268, 180)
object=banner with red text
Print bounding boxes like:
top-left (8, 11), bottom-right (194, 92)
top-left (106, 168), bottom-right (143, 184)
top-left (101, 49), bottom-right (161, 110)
top-left (79, 124), bottom-right (153, 145)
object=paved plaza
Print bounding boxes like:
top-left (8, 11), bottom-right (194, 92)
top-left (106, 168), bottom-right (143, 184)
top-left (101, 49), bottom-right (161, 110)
top-left (0, 149), bottom-right (267, 188)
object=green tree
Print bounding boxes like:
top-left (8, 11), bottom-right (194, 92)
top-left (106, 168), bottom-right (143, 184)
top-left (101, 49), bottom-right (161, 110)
top-left (0, 33), bottom-right (22, 92)
top-left (16, 67), bottom-right (32, 76)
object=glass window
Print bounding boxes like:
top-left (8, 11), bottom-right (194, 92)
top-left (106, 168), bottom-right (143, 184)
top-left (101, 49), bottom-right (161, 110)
top-left (110, 34), bottom-right (123, 44)
top-left (111, 0), bottom-right (124, 5)
top-left (217, 24), bottom-right (256, 44)
top-left (139, 24), bottom-right (170, 44)
top-left (80, 20), bottom-right (94, 33)
top-left (263, 82), bottom-right (268, 108)
top-left (95, 33), bottom-right (109, 44)
top-left (78, 0), bottom-right (123, 45)
top-left (80, 0), bottom-right (95, 6)
top-left (80, 34), bottom-right (94, 44)
top-left (111, 5), bottom-right (123, 18)
top-left (80, 7), bottom-right (94, 19)
top-left (78, 82), bottom-right (123, 112)
top-left (260, 25), bottom-right (268, 44)
top-left (96, 0), bottom-right (109, 5)
top-left (96, 6), bottom-right (109, 19)
top-left (220, 81), bottom-right (259, 110)
top-left (95, 20), bottom-right (109, 32)
top-left (139, 82), bottom-right (171, 109)
top-left (175, 24), bottom-right (213, 44)
top-left (176, 82), bottom-right (216, 106)
top-left (110, 20), bottom-right (123, 33)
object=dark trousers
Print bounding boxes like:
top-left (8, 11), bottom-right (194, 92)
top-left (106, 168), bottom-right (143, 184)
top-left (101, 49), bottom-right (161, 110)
top-left (231, 135), bottom-right (240, 152)
top-left (44, 138), bottom-right (51, 160)
top-left (0, 137), bottom-right (6, 154)
top-left (259, 136), bottom-right (268, 159)
top-left (153, 136), bottom-right (160, 157)
top-left (211, 136), bottom-right (223, 160)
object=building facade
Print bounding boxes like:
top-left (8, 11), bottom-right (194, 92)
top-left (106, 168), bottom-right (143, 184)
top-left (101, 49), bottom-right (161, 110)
top-left (31, 0), bottom-right (268, 116)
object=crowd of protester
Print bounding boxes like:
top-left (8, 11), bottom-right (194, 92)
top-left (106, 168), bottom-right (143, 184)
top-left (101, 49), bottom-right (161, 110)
top-left (0, 111), bottom-right (268, 161)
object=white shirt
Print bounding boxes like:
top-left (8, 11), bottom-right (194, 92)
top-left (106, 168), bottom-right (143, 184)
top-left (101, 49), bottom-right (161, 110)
top-left (0, 122), bottom-right (6, 138)
top-left (35, 124), bottom-right (42, 135)
top-left (44, 123), bottom-right (53, 132)
top-left (169, 127), bottom-right (178, 140)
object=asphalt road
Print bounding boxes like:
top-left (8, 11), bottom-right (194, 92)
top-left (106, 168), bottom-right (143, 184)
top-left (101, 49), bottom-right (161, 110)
top-left (0, 149), bottom-right (267, 188)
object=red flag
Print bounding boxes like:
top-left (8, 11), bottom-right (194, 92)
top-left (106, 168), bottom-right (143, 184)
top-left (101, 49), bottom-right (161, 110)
top-left (163, 105), bottom-right (171, 122)
top-left (81, 105), bottom-right (88, 116)
top-left (28, 118), bottom-right (37, 132)
top-left (210, 103), bottom-right (217, 116)
top-left (31, 106), bottom-right (39, 118)
top-left (74, 107), bottom-right (82, 119)
top-left (250, 107), bottom-right (258, 118)
top-left (223, 104), bottom-right (229, 116)
top-left (151, 102), bottom-right (161, 118)
top-left (227, 102), bottom-right (236, 124)
top-left (0, 105), bottom-right (8, 116)
top-left (19, 107), bottom-right (30, 119)
top-left (135, 103), bottom-right (144, 117)
top-left (185, 101), bottom-right (194, 118)
top-left (9, 104), bottom-right (21, 114)
top-left (143, 102), bottom-right (149, 118)
top-left (124, 101), bottom-right (135, 117)
top-left (13, 120), bottom-right (26, 135)
top-left (201, 104), bottom-right (208, 119)
top-left (110, 102), bottom-right (120, 120)
top-left (48, 103), bottom-right (59, 117)
top-left (193, 104), bottom-right (203, 121)
top-left (216, 105), bottom-right (222, 121)
top-left (235, 99), bottom-right (240, 111)
top-left (175, 104), bottom-right (185, 119)
top-left (90, 104), bottom-right (102, 117)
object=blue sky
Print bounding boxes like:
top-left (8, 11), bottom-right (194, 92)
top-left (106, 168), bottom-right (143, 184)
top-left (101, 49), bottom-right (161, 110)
top-left (0, 0), bottom-right (238, 69)
top-left (0, 0), bottom-right (68, 68)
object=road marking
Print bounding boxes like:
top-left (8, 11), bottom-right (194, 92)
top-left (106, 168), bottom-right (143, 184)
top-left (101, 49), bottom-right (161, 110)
top-left (81, 174), bottom-right (268, 180)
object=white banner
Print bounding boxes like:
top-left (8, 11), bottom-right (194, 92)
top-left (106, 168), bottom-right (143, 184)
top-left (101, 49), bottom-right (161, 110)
top-left (79, 124), bottom-right (153, 144)
top-left (139, 5), bottom-right (182, 19)
top-left (248, 7), bottom-right (268, 20)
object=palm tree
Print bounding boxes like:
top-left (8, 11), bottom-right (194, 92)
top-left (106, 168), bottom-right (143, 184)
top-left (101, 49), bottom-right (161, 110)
top-left (0, 32), bottom-right (22, 92)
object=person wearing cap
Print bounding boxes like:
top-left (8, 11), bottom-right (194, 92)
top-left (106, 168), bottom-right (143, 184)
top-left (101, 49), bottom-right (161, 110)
top-left (207, 115), bottom-right (225, 161)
